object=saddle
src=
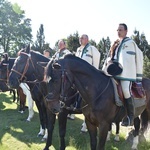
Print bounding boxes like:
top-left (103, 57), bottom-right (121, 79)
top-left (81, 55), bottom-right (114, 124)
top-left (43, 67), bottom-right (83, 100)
top-left (116, 80), bottom-right (146, 101)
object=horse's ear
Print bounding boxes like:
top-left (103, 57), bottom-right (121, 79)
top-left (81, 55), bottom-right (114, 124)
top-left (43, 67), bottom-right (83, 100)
top-left (52, 63), bottom-right (61, 69)
top-left (26, 44), bottom-right (30, 54)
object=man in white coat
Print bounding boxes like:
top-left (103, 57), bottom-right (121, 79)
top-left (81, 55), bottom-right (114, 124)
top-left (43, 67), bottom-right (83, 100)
top-left (76, 34), bottom-right (101, 132)
top-left (109, 23), bottom-right (143, 126)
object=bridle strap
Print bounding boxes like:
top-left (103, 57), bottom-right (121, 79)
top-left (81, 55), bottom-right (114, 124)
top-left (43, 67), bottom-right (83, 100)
top-left (11, 52), bottom-right (35, 82)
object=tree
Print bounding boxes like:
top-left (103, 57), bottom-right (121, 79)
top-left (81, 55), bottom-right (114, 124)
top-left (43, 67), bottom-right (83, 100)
top-left (34, 24), bottom-right (45, 53)
top-left (143, 56), bottom-right (150, 78)
top-left (67, 32), bottom-right (80, 53)
top-left (131, 29), bottom-right (150, 77)
top-left (97, 37), bottom-right (111, 68)
top-left (131, 29), bottom-right (150, 58)
top-left (0, 0), bottom-right (32, 56)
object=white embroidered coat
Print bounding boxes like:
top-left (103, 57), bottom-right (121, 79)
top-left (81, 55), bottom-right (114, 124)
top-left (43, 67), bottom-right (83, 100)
top-left (76, 44), bottom-right (101, 69)
top-left (115, 38), bottom-right (143, 81)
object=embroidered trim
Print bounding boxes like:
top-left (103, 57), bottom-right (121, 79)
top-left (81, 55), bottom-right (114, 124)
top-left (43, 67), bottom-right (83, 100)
top-left (86, 54), bottom-right (93, 58)
top-left (126, 51), bottom-right (136, 55)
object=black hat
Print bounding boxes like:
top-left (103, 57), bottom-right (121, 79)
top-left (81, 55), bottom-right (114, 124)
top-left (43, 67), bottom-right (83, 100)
top-left (107, 61), bottom-right (123, 76)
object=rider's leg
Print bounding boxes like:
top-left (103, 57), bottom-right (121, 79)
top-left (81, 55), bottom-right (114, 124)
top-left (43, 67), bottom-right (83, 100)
top-left (121, 81), bottom-right (134, 126)
top-left (111, 78), bottom-right (123, 106)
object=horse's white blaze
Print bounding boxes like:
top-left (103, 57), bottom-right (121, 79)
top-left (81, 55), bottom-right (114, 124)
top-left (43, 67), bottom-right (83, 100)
top-left (132, 135), bottom-right (139, 150)
top-left (19, 83), bottom-right (34, 121)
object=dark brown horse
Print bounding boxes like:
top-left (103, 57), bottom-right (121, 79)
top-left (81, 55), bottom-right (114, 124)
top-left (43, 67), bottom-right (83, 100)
top-left (8, 46), bottom-right (82, 150)
top-left (45, 54), bottom-right (150, 150)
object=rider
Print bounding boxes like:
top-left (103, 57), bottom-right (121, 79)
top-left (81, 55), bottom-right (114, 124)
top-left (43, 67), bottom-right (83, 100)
top-left (76, 34), bottom-right (101, 132)
top-left (109, 23), bottom-right (143, 126)
top-left (55, 40), bottom-right (71, 59)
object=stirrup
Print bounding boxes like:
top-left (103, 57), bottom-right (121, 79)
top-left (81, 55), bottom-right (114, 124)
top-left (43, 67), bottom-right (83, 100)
top-left (121, 116), bottom-right (133, 126)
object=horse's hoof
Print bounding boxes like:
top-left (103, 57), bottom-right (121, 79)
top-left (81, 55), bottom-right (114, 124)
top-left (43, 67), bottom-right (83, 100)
top-left (26, 119), bottom-right (31, 122)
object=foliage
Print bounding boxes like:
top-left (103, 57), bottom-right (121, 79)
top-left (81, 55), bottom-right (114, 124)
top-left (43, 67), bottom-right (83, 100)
top-left (97, 37), bottom-right (111, 68)
top-left (131, 29), bottom-right (150, 77)
top-left (143, 56), bottom-right (150, 78)
top-left (67, 32), bottom-right (80, 53)
top-left (0, 0), bottom-right (32, 56)
top-left (132, 30), bottom-right (150, 57)
top-left (33, 24), bottom-right (45, 53)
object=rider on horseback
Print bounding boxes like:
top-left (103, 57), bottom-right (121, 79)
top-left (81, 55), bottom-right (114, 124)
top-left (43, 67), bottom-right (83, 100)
top-left (109, 23), bottom-right (143, 126)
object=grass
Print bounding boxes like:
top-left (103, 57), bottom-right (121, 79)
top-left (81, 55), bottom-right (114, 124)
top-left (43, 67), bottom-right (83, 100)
top-left (0, 92), bottom-right (150, 150)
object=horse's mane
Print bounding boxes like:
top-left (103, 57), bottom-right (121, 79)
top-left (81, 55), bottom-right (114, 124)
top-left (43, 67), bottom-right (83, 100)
top-left (20, 49), bottom-right (50, 62)
top-left (64, 53), bottom-right (100, 72)
top-left (30, 50), bottom-right (50, 62)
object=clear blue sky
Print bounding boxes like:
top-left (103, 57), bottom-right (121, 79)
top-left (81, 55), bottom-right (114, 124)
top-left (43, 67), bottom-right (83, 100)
top-left (9, 0), bottom-right (150, 48)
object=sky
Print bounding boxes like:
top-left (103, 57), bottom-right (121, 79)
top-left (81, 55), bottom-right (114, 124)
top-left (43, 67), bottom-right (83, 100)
top-left (8, 0), bottom-right (150, 48)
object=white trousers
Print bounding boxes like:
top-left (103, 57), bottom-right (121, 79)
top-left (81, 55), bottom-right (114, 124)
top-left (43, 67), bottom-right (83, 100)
top-left (120, 80), bottom-right (132, 99)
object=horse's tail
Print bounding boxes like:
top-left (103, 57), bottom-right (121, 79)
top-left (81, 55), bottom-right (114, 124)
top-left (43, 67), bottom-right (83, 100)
top-left (140, 109), bottom-right (149, 133)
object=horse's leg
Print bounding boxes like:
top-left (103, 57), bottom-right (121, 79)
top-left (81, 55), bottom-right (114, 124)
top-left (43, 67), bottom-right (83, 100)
top-left (16, 89), bottom-right (20, 103)
top-left (25, 90), bottom-right (34, 121)
top-left (43, 111), bottom-right (56, 150)
top-left (58, 111), bottom-right (68, 150)
top-left (97, 121), bottom-right (109, 150)
top-left (106, 123), bottom-right (112, 141)
top-left (140, 109), bottom-right (149, 142)
top-left (35, 100), bottom-right (46, 137)
top-left (132, 117), bottom-right (140, 150)
top-left (18, 87), bottom-right (26, 113)
top-left (10, 89), bottom-right (16, 102)
top-left (85, 119), bottom-right (97, 150)
top-left (114, 121), bottom-right (120, 142)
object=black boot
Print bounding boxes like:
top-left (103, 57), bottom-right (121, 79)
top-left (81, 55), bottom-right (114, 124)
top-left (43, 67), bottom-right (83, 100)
top-left (121, 97), bottom-right (134, 126)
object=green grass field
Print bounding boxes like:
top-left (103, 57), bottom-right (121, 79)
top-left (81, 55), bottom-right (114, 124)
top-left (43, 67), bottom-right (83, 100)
top-left (0, 92), bottom-right (150, 150)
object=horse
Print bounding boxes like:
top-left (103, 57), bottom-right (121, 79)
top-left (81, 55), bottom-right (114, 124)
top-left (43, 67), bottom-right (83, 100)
top-left (8, 46), bottom-right (83, 150)
top-left (0, 55), bottom-right (16, 102)
top-left (44, 54), bottom-right (150, 150)
top-left (0, 54), bottom-right (34, 121)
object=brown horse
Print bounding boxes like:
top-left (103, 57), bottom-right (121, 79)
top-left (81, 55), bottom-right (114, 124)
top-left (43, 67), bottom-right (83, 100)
top-left (45, 54), bottom-right (150, 150)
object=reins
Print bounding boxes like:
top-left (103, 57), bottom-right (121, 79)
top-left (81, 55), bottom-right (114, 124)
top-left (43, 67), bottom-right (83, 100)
top-left (59, 68), bottom-right (88, 111)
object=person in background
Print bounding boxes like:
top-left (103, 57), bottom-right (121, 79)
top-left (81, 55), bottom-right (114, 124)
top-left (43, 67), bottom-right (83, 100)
top-left (76, 34), bottom-right (101, 132)
top-left (109, 23), bottom-right (143, 126)
top-left (55, 40), bottom-right (71, 59)
top-left (43, 49), bottom-right (51, 58)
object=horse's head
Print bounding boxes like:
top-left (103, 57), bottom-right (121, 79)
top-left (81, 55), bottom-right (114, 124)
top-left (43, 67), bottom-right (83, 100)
top-left (9, 45), bottom-right (32, 88)
top-left (9, 45), bottom-right (49, 89)
top-left (0, 55), bottom-right (10, 91)
top-left (45, 58), bottom-right (75, 114)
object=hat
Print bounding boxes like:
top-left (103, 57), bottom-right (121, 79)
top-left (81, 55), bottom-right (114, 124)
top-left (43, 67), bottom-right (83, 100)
top-left (107, 61), bottom-right (123, 76)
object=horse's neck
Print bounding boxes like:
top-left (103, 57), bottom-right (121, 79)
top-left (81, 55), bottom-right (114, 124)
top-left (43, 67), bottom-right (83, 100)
top-left (32, 52), bottom-right (49, 63)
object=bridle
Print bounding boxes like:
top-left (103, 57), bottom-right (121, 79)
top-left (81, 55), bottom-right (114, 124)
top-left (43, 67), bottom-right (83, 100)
top-left (59, 68), bottom-right (88, 111)
top-left (11, 52), bottom-right (36, 82)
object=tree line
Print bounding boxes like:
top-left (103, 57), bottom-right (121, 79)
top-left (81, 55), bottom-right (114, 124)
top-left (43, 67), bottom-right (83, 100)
top-left (0, 0), bottom-right (150, 77)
